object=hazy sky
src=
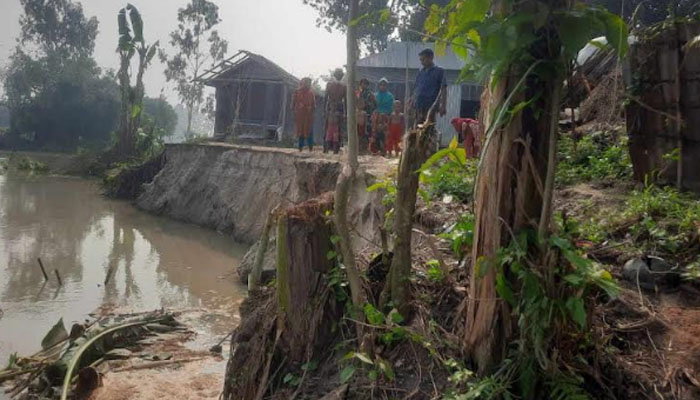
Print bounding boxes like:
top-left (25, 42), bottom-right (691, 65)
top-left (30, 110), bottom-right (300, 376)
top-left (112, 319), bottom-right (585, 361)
top-left (0, 0), bottom-right (347, 103)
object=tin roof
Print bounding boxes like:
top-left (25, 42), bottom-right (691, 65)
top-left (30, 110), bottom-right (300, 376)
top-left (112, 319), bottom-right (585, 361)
top-left (195, 50), bottom-right (299, 87)
top-left (356, 42), bottom-right (465, 71)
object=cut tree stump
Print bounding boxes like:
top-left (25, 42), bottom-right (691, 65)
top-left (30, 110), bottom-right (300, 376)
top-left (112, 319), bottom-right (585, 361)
top-left (276, 192), bottom-right (336, 362)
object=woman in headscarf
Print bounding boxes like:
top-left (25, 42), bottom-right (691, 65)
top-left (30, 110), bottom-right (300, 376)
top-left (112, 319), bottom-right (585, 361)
top-left (292, 77), bottom-right (316, 151)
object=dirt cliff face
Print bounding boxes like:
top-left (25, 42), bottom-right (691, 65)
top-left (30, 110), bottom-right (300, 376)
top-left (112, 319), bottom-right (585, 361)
top-left (136, 143), bottom-right (342, 243)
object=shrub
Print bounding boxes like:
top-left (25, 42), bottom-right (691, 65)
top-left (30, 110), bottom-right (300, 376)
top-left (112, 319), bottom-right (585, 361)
top-left (557, 130), bottom-right (632, 185)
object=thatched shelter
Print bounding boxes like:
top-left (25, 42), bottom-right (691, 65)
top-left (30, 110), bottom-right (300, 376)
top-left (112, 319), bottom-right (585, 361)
top-left (197, 51), bottom-right (300, 141)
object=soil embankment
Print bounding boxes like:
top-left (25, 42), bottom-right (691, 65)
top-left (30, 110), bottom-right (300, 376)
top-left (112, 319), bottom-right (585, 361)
top-left (135, 143), bottom-right (344, 244)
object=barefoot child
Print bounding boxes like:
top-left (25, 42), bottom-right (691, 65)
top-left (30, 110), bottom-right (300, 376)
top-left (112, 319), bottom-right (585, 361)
top-left (356, 96), bottom-right (368, 153)
top-left (386, 100), bottom-right (403, 157)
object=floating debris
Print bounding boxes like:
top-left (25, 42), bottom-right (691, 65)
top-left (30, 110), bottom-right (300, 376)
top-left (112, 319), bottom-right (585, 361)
top-left (0, 310), bottom-right (204, 400)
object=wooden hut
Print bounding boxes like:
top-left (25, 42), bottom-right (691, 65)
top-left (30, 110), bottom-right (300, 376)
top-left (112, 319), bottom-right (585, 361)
top-left (356, 42), bottom-right (482, 146)
top-left (198, 51), bottom-right (299, 141)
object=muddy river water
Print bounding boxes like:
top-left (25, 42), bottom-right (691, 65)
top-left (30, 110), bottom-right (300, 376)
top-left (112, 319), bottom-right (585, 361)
top-left (0, 172), bottom-right (248, 364)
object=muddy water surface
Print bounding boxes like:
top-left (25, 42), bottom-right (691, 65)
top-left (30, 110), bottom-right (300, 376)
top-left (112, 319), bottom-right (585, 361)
top-left (0, 172), bottom-right (247, 364)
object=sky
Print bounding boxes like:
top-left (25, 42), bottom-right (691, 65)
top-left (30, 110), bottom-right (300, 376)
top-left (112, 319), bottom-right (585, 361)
top-left (0, 0), bottom-right (347, 103)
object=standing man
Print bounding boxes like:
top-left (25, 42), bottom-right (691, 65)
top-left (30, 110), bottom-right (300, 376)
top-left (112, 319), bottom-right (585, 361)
top-left (324, 68), bottom-right (347, 154)
top-left (410, 48), bottom-right (447, 126)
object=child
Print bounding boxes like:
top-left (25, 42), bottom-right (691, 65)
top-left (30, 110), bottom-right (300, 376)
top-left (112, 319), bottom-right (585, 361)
top-left (386, 100), bottom-right (404, 157)
top-left (325, 111), bottom-right (341, 154)
top-left (450, 117), bottom-right (481, 158)
top-left (356, 96), bottom-right (368, 153)
top-left (370, 111), bottom-right (388, 156)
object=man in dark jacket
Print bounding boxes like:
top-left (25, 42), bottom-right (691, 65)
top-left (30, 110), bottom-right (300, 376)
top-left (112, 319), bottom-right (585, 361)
top-left (410, 48), bottom-right (447, 126)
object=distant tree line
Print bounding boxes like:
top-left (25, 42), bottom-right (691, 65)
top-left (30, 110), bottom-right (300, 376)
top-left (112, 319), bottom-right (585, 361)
top-left (1, 0), bottom-right (177, 152)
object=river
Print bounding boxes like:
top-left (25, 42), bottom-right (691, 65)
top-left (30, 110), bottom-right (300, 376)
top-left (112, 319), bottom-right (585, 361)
top-left (0, 172), bottom-right (248, 364)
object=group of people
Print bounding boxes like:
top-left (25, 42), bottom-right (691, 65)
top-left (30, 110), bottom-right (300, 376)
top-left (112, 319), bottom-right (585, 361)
top-left (356, 77), bottom-right (403, 157)
top-left (291, 48), bottom-right (481, 158)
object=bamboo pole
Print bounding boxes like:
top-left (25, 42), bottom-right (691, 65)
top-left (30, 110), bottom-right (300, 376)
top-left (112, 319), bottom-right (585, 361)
top-left (37, 258), bottom-right (48, 281)
top-left (54, 269), bottom-right (62, 286)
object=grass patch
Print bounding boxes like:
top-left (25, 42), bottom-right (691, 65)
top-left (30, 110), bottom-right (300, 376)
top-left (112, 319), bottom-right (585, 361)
top-left (557, 129), bottom-right (632, 185)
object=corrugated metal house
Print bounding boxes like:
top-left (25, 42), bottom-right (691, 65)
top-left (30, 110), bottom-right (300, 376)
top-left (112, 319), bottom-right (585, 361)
top-left (356, 42), bottom-right (482, 145)
top-left (198, 50), bottom-right (300, 140)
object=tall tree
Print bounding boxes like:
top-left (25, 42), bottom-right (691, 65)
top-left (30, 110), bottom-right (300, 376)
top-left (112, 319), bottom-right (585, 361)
top-left (160, 0), bottom-right (227, 137)
top-left (18, 0), bottom-right (98, 60)
top-left (303, 0), bottom-right (449, 53)
top-left (116, 4), bottom-right (158, 157)
top-left (426, 0), bottom-right (627, 375)
top-left (2, 0), bottom-right (119, 150)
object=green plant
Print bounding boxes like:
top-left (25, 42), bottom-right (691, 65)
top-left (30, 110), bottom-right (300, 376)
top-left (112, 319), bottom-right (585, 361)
top-left (557, 131), bottom-right (632, 185)
top-left (440, 213), bottom-right (475, 260)
top-left (339, 350), bottom-right (395, 383)
top-left (426, 259), bottom-right (445, 282)
top-left (6, 352), bottom-right (19, 369)
top-left (446, 231), bottom-right (618, 399)
top-left (683, 257), bottom-right (700, 280)
top-left (12, 156), bottom-right (49, 174)
top-left (419, 137), bottom-right (477, 203)
top-left (327, 235), bottom-right (350, 303)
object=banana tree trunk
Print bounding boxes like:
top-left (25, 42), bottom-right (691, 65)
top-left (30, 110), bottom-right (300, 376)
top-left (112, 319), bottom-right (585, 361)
top-left (117, 53), bottom-right (132, 157)
top-left (465, 0), bottom-right (564, 373)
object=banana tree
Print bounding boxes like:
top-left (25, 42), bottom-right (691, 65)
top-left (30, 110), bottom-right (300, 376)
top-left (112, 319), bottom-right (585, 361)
top-left (117, 4), bottom-right (158, 158)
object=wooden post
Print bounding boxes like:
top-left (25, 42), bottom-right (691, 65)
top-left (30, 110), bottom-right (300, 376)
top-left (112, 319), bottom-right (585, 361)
top-left (37, 258), bottom-right (48, 281)
top-left (279, 84), bottom-right (288, 142)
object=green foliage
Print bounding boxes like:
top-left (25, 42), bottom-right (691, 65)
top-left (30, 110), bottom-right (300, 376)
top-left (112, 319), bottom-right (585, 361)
top-left (419, 137), bottom-right (477, 203)
top-left (557, 130), bottom-right (632, 185)
top-left (426, 259), bottom-right (445, 282)
top-left (283, 372), bottom-right (302, 386)
top-left (18, 0), bottom-right (98, 59)
top-left (340, 351), bottom-right (395, 383)
top-left (425, 0), bottom-right (628, 82)
top-left (561, 181), bottom-right (700, 262)
top-left (303, 0), bottom-right (449, 53)
top-left (684, 256), bottom-right (700, 280)
top-left (622, 184), bottom-right (700, 254)
top-left (116, 3), bottom-right (159, 157)
top-left (142, 96), bottom-right (178, 138)
top-left (327, 234), bottom-right (351, 303)
top-left (440, 213), bottom-right (475, 260)
top-left (3, 1), bottom-right (118, 151)
top-left (443, 358), bottom-right (513, 400)
top-left (447, 231), bottom-right (618, 399)
top-left (15, 157), bottom-right (49, 174)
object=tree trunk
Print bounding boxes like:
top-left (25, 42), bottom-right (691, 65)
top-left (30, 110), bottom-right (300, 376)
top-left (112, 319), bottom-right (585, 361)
top-left (276, 195), bottom-right (335, 362)
top-left (333, 0), bottom-right (365, 317)
top-left (345, 0), bottom-right (359, 171)
top-left (186, 106), bottom-right (193, 138)
top-left (386, 126), bottom-right (435, 314)
top-left (249, 206), bottom-right (278, 291)
top-left (464, 0), bottom-right (564, 374)
top-left (117, 53), bottom-right (132, 157)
